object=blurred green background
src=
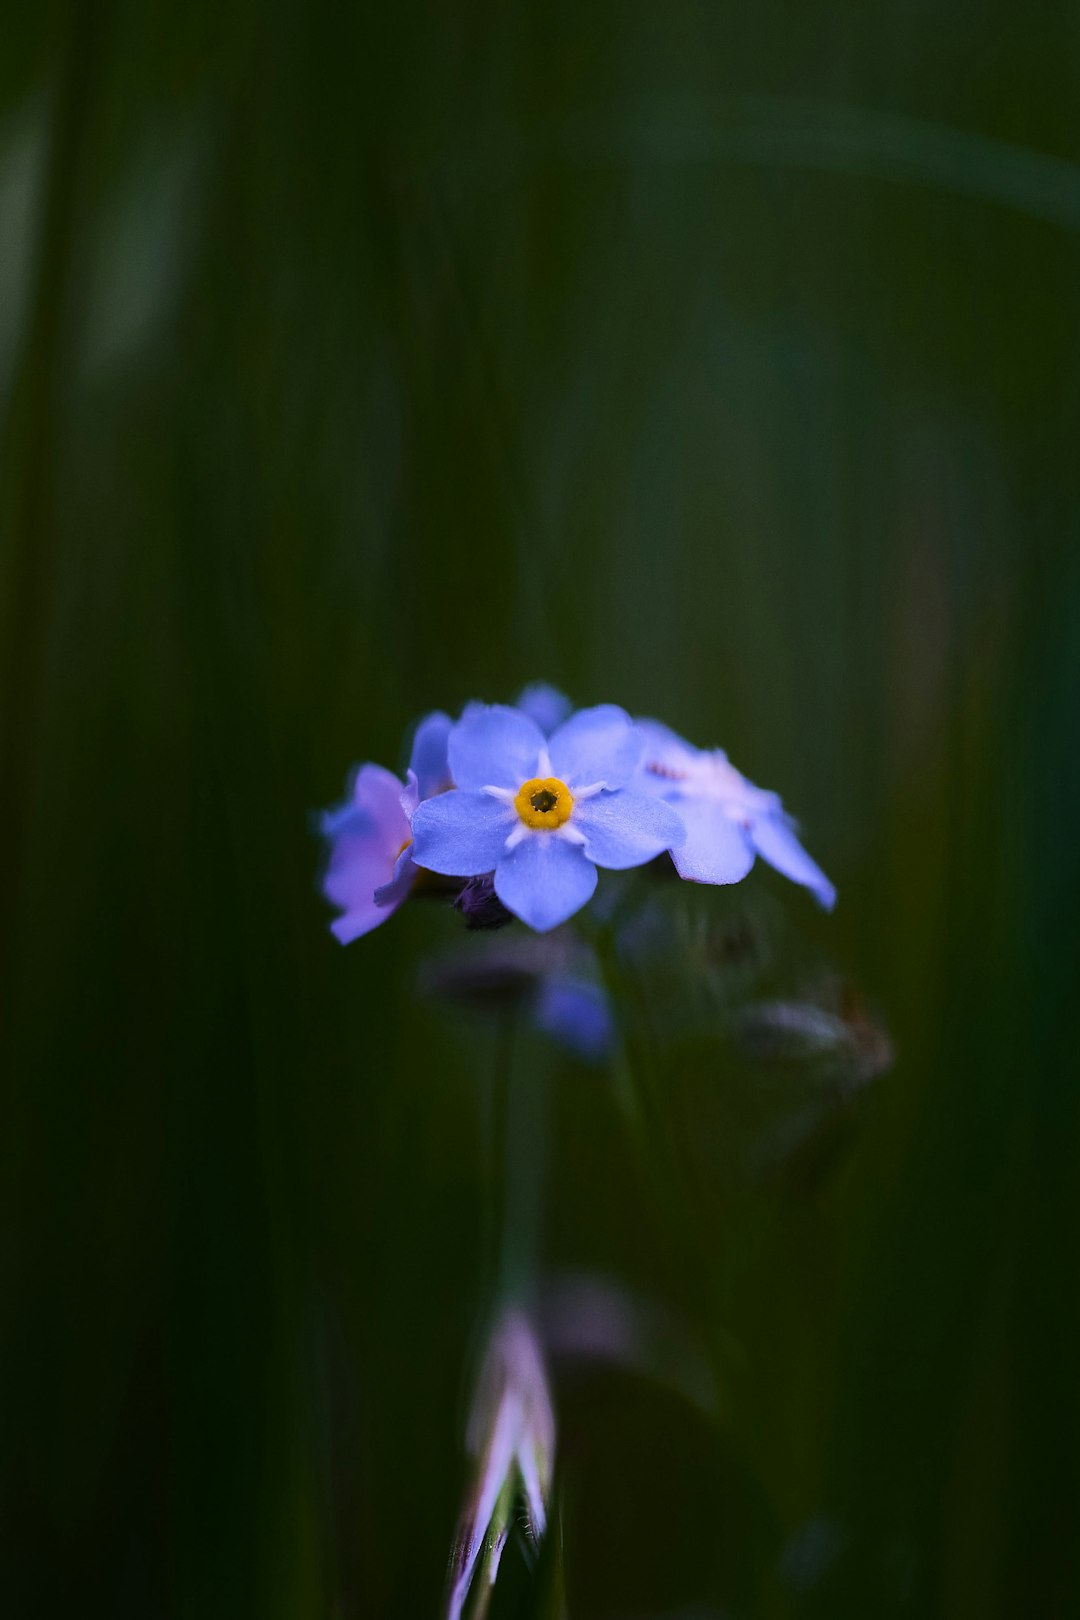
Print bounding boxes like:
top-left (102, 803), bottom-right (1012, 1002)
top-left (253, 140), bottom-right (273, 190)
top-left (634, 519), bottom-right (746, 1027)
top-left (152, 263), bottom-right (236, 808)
top-left (2, 3), bottom-right (1078, 1616)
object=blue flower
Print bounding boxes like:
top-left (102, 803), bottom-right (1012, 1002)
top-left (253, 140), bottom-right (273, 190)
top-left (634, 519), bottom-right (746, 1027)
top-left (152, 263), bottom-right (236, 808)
top-left (320, 710), bottom-right (452, 942)
top-left (636, 720), bottom-right (836, 909)
top-left (410, 705), bottom-right (684, 931)
top-left (534, 974), bottom-right (614, 1063)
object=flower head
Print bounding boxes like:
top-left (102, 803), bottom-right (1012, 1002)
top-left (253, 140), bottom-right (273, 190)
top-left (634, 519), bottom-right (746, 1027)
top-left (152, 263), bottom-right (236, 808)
top-left (637, 720), bottom-right (836, 909)
top-left (410, 705), bottom-right (684, 932)
top-left (320, 710), bottom-right (452, 942)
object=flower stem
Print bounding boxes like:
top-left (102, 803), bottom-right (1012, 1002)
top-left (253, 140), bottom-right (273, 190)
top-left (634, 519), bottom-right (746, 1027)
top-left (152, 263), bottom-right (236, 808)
top-left (593, 924), bottom-right (710, 1314)
top-left (485, 1005), bottom-right (547, 1306)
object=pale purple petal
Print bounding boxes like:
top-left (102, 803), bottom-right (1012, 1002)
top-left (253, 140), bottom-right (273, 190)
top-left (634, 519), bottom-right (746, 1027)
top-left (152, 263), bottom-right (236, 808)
top-left (548, 705), bottom-right (642, 791)
top-left (669, 799), bottom-right (756, 886)
top-left (324, 828), bottom-right (403, 942)
top-left (516, 682), bottom-right (572, 735)
top-left (410, 789), bottom-right (515, 876)
top-left (494, 835), bottom-right (598, 931)
top-left (373, 845), bottom-right (416, 909)
top-left (449, 705), bottom-right (546, 793)
top-left (321, 762), bottom-right (405, 842)
top-left (407, 710), bottom-right (453, 799)
top-left (329, 899), bottom-right (391, 944)
top-left (323, 832), bottom-right (382, 909)
top-left (325, 835), bottom-right (400, 943)
top-left (573, 789), bottom-right (684, 870)
top-left (321, 764), bottom-right (411, 943)
top-left (751, 814), bottom-right (836, 910)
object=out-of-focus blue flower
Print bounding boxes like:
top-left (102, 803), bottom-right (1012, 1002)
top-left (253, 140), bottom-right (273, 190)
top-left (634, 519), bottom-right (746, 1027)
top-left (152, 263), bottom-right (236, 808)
top-left (636, 720), bottom-right (836, 909)
top-left (410, 705), bottom-right (684, 932)
top-left (534, 975), bottom-right (614, 1063)
top-left (515, 680), bottom-right (572, 735)
top-left (320, 711), bottom-right (452, 942)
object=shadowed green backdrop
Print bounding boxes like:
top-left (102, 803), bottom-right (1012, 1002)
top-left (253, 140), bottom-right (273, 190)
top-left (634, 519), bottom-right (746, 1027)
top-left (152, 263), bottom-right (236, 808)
top-left (1, 3), bottom-right (1078, 1616)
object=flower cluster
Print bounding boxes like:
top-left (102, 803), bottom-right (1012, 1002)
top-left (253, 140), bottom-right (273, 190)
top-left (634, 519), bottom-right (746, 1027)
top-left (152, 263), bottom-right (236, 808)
top-left (319, 684), bottom-right (835, 938)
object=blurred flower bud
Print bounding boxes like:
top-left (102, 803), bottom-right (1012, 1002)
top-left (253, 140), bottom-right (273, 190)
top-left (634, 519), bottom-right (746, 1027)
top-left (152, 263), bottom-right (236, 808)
top-left (736, 977), bottom-right (892, 1095)
top-left (446, 1307), bottom-right (555, 1620)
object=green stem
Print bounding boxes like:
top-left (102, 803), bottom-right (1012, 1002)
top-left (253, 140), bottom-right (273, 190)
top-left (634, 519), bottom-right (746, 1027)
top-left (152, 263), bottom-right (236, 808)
top-left (485, 1006), bottom-right (547, 1305)
top-left (593, 924), bottom-right (709, 1315)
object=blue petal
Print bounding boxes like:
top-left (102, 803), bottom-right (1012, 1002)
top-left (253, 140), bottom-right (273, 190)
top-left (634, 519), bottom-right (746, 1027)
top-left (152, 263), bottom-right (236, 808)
top-left (515, 681), bottom-right (573, 735)
top-left (752, 814), bottom-right (836, 910)
top-left (494, 835), bottom-right (598, 931)
top-left (669, 799), bottom-right (756, 885)
top-left (448, 705), bottom-right (546, 793)
top-left (410, 789), bottom-right (515, 876)
top-left (573, 789), bottom-right (684, 870)
top-left (548, 705), bottom-right (642, 791)
top-left (407, 710), bottom-right (453, 799)
top-left (323, 835), bottom-right (401, 942)
top-left (329, 897), bottom-right (393, 944)
top-left (635, 717), bottom-right (692, 750)
top-left (534, 976), bottom-right (614, 1063)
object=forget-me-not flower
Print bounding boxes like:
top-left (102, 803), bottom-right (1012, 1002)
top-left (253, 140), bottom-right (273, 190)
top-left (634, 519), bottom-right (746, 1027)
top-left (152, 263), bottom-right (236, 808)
top-left (636, 720), bottom-right (836, 909)
top-left (321, 711), bottom-right (452, 942)
top-left (410, 704), bottom-right (684, 931)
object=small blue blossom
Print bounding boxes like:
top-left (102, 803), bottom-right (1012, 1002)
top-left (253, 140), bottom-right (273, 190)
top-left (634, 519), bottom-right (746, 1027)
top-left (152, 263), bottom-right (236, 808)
top-left (636, 720), bottom-right (836, 909)
top-left (534, 974), bottom-right (614, 1063)
top-left (410, 705), bottom-right (684, 932)
top-left (320, 710), bottom-right (452, 942)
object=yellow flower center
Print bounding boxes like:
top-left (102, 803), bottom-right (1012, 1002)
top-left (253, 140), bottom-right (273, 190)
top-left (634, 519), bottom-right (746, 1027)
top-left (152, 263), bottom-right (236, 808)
top-left (514, 776), bottom-right (574, 830)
